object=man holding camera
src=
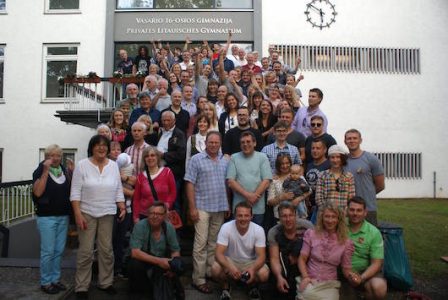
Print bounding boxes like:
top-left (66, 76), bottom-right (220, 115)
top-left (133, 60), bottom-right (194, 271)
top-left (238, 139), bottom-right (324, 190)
top-left (211, 202), bottom-right (270, 300)
top-left (127, 202), bottom-right (184, 299)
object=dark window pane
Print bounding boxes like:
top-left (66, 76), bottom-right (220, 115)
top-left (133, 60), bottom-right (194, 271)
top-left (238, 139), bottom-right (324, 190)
top-left (0, 47), bottom-right (4, 56)
top-left (49, 0), bottom-right (79, 10)
top-left (48, 46), bottom-right (78, 55)
top-left (0, 0), bottom-right (5, 11)
top-left (46, 60), bottom-right (77, 98)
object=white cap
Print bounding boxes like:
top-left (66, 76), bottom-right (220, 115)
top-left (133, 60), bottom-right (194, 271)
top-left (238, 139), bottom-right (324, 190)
top-left (328, 145), bottom-right (347, 156)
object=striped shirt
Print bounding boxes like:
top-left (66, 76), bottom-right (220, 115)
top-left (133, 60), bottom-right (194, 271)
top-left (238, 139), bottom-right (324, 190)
top-left (125, 142), bottom-right (149, 174)
top-left (184, 152), bottom-right (229, 212)
top-left (315, 170), bottom-right (355, 211)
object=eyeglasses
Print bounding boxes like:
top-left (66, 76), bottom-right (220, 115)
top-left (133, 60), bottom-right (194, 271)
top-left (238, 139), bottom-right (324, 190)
top-left (311, 123), bottom-right (322, 128)
top-left (149, 212), bottom-right (165, 217)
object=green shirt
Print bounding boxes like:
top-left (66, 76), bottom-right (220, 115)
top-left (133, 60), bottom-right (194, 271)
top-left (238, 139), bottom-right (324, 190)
top-left (348, 220), bottom-right (384, 273)
top-left (130, 219), bottom-right (180, 257)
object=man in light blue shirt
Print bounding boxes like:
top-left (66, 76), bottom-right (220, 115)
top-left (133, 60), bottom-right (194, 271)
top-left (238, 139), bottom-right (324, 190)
top-left (227, 131), bottom-right (272, 226)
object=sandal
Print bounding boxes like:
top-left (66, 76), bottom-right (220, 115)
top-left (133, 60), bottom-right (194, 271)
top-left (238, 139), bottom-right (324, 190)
top-left (192, 283), bottom-right (213, 294)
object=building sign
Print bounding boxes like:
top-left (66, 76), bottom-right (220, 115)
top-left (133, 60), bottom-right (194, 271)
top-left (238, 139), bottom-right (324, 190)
top-left (114, 11), bottom-right (253, 41)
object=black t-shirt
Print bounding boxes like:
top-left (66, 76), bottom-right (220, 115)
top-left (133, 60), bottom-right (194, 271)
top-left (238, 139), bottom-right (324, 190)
top-left (267, 130), bottom-right (306, 149)
top-left (304, 133), bottom-right (337, 163)
top-left (133, 55), bottom-right (152, 76)
top-left (161, 107), bottom-right (190, 134)
top-left (222, 127), bottom-right (263, 155)
top-left (305, 159), bottom-right (331, 206)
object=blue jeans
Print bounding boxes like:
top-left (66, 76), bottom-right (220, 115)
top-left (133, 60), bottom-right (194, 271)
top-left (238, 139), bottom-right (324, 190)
top-left (252, 214), bottom-right (264, 227)
top-left (37, 216), bottom-right (69, 286)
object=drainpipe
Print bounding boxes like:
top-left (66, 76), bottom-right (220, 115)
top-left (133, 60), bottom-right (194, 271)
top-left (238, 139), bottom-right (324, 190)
top-left (433, 171), bottom-right (436, 199)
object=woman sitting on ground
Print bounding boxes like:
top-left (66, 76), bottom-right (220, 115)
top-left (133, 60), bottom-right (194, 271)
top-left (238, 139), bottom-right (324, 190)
top-left (297, 204), bottom-right (354, 300)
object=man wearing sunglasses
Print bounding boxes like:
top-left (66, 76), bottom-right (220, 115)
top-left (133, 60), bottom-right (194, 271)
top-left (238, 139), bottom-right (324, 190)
top-left (304, 115), bottom-right (336, 164)
top-left (292, 88), bottom-right (328, 137)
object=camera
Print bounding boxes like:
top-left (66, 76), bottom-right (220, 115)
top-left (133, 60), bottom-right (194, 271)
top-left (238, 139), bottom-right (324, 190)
top-left (240, 271), bottom-right (250, 283)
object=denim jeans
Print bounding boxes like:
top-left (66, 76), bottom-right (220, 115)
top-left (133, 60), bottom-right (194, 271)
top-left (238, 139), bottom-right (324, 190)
top-left (37, 215), bottom-right (69, 286)
top-left (252, 214), bottom-right (264, 227)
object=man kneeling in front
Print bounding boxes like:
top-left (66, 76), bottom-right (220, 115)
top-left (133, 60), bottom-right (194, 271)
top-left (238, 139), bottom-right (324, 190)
top-left (127, 201), bottom-right (184, 299)
top-left (212, 201), bottom-right (270, 300)
top-left (345, 196), bottom-right (387, 299)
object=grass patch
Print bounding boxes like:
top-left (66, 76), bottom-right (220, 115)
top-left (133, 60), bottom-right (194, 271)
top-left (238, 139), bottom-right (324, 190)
top-left (378, 199), bottom-right (448, 280)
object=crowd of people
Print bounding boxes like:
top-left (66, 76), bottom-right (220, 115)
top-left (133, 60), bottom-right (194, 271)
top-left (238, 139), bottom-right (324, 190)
top-left (32, 34), bottom-right (387, 300)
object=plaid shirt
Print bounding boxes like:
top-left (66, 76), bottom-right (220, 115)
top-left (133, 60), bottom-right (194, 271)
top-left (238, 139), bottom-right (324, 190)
top-left (125, 142), bottom-right (149, 175)
top-left (261, 142), bottom-right (301, 173)
top-left (184, 152), bottom-right (229, 212)
top-left (315, 170), bottom-right (355, 211)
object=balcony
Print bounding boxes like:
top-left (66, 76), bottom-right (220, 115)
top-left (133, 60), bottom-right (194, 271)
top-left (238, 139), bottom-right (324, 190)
top-left (55, 75), bottom-right (145, 128)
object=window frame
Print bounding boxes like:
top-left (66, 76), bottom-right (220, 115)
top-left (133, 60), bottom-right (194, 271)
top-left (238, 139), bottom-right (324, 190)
top-left (42, 43), bottom-right (79, 102)
top-left (0, 45), bottom-right (4, 103)
top-left (44, 0), bottom-right (81, 14)
top-left (0, 0), bottom-right (6, 13)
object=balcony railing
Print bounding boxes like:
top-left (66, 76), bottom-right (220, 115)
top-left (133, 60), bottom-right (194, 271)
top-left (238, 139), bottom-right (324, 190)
top-left (0, 180), bottom-right (34, 226)
top-left (63, 76), bottom-right (145, 111)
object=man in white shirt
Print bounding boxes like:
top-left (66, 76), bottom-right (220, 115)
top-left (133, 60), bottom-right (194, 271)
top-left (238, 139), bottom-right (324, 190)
top-left (211, 202), bottom-right (269, 300)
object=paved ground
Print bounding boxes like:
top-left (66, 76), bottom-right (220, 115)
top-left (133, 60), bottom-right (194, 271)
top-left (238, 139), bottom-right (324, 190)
top-left (0, 231), bottom-right (445, 299)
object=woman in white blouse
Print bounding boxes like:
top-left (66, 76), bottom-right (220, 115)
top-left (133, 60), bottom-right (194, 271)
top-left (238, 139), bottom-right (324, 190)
top-left (70, 135), bottom-right (125, 298)
top-left (185, 114), bottom-right (211, 169)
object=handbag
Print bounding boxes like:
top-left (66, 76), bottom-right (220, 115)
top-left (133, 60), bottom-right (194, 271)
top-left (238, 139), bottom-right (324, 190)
top-left (145, 166), bottom-right (183, 229)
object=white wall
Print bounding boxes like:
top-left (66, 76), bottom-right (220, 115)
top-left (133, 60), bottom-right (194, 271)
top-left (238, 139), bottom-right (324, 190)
top-left (0, 1), bottom-right (107, 181)
top-left (262, 0), bottom-right (448, 197)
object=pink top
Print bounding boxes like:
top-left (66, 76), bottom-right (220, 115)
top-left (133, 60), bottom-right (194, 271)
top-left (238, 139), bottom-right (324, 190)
top-left (300, 229), bottom-right (354, 282)
top-left (132, 167), bottom-right (176, 221)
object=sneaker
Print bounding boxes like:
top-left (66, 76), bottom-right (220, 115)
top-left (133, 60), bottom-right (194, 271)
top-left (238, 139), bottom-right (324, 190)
top-left (248, 287), bottom-right (261, 300)
top-left (220, 289), bottom-right (231, 300)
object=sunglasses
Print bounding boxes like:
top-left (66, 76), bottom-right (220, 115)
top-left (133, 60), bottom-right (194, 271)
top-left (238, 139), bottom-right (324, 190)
top-left (311, 123), bottom-right (322, 128)
top-left (335, 178), bottom-right (340, 192)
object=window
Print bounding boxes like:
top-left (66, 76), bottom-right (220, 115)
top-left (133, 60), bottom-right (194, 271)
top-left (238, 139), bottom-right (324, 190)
top-left (274, 44), bottom-right (420, 74)
top-left (39, 148), bottom-right (77, 169)
top-left (0, 46), bottom-right (4, 100)
top-left (0, 0), bottom-right (5, 12)
top-left (46, 0), bottom-right (80, 13)
top-left (116, 0), bottom-right (252, 9)
top-left (374, 152), bottom-right (422, 179)
top-left (43, 44), bottom-right (78, 100)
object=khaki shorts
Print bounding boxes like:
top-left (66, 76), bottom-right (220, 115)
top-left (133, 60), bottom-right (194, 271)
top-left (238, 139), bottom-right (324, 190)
top-left (226, 257), bottom-right (269, 273)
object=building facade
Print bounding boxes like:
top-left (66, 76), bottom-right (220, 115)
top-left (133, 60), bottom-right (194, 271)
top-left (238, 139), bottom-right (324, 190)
top-left (0, 0), bottom-right (447, 198)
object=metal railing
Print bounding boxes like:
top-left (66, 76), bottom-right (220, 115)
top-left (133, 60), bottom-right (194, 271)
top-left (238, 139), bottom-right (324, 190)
top-left (63, 77), bottom-right (145, 111)
top-left (0, 180), bottom-right (34, 226)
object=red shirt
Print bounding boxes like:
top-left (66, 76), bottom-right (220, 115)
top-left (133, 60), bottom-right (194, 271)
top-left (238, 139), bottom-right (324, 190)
top-left (241, 64), bottom-right (263, 74)
top-left (133, 167), bottom-right (176, 221)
